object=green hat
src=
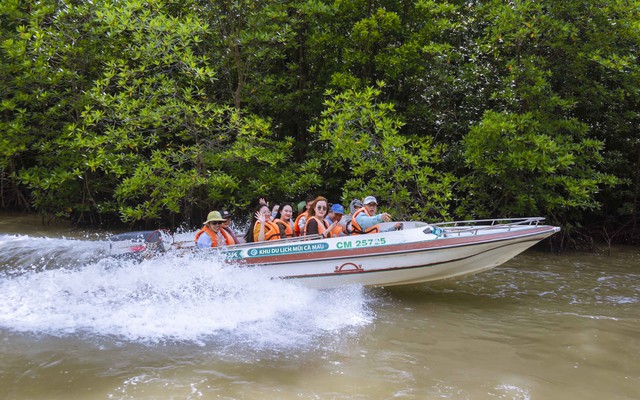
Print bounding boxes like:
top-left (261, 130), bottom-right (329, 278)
top-left (297, 201), bottom-right (306, 213)
top-left (203, 211), bottom-right (225, 224)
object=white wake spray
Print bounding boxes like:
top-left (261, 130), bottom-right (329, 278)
top-left (0, 235), bottom-right (373, 348)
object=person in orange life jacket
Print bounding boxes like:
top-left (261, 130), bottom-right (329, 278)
top-left (244, 204), bottom-right (281, 243)
top-left (343, 198), bottom-right (363, 234)
top-left (325, 203), bottom-right (346, 237)
top-left (351, 196), bottom-right (403, 234)
top-left (304, 196), bottom-right (339, 238)
top-left (220, 210), bottom-right (241, 244)
top-left (273, 203), bottom-right (295, 238)
top-left (195, 211), bottom-right (235, 248)
top-left (294, 194), bottom-right (316, 236)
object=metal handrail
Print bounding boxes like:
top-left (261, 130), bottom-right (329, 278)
top-left (431, 217), bottom-right (545, 237)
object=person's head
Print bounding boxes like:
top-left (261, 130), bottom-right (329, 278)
top-left (363, 196), bottom-right (378, 215)
top-left (305, 194), bottom-right (315, 210)
top-left (349, 199), bottom-right (363, 214)
top-left (276, 203), bottom-right (294, 221)
top-left (297, 201), bottom-right (306, 214)
top-left (257, 204), bottom-right (271, 222)
top-left (220, 210), bottom-right (232, 228)
top-left (330, 203), bottom-right (345, 221)
top-left (308, 196), bottom-right (329, 218)
top-left (203, 211), bottom-right (225, 232)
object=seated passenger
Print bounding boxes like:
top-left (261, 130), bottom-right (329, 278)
top-left (304, 196), bottom-right (339, 239)
top-left (273, 203), bottom-right (295, 238)
top-left (343, 199), bottom-right (362, 235)
top-left (294, 194), bottom-right (315, 236)
top-left (195, 211), bottom-right (235, 248)
top-left (325, 203), bottom-right (346, 237)
top-left (244, 204), bottom-right (281, 242)
top-left (258, 197), bottom-right (280, 219)
top-left (220, 210), bottom-right (241, 244)
top-left (350, 196), bottom-right (402, 234)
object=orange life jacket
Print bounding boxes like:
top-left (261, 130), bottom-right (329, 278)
top-left (304, 216), bottom-right (332, 238)
top-left (349, 207), bottom-right (380, 235)
top-left (194, 225), bottom-right (235, 247)
top-left (328, 219), bottom-right (344, 237)
top-left (274, 218), bottom-right (294, 238)
top-left (293, 210), bottom-right (308, 236)
top-left (253, 220), bottom-right (282, 241)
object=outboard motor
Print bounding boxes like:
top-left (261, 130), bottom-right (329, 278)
top-left (108, 230), bottom-right (171, 259)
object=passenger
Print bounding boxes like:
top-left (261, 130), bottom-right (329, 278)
top-left (258, 197), bottom-right (280, 219)
top-left (273, 203), bottom-right (295, 238)
top-left (195, 211), bottom-right (235, 248)
top-left (350, 196), bottom-right (402, 235)
top-left (244, 204), bottom-right (281, 243)
top-left (304, 196), bottom-right (339, 239)
top-left (294, 194), bottom-right (315, 236)
top-left (343, 199), bottom-right (363, 235)
top-left (270, 204), bottom-right (280, 219)
top-left (220, 210), bottom-right (241, 244)
top-left (325, 203), bottom-right (346, 237)
top-left (349, 198), bottom-right (363, 214)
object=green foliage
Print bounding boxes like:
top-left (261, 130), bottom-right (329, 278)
top-left (1, 0), bottom-right (638, 243)
top-left (72, 0), bottom-right (304, 224)
top-left (311, 84), bottom-right (455, 221)
top-left (200, 108), bottom-right (305, 212)
top-left (115, 148), bottom-right (208, 222)
top-left (463, 110), bottom-right (618, 220)
top-left (0, 0), bottom-right (106, 216)
top-left (457, 0), bottom-right (633, 226)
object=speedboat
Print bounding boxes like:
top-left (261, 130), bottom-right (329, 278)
top-left (109, 217), bottom-right (560, 289)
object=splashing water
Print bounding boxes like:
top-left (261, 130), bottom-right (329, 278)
top-left (0, 235), bottom-right (373, 348)
top-left (0, 234), bottom-right (111, 272)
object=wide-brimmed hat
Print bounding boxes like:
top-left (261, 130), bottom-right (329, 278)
top-left (363, 196), bottom-right (378, 205)
top-left (220, 210), bottom-right (232, 219)
top-left (330, 204), bottom-right (345, 214)
top-left (203, 211), bottom-right (225, 224)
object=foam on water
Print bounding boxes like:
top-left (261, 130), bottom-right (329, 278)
top-left (0, 235), bottom-right (373, 347)
top-left (0, 234), bottom-right (111, 272)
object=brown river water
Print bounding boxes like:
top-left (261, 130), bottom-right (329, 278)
top-left (0, 213), bottom-right (638, 399)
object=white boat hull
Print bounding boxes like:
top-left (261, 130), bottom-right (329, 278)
top-left (217, 218), bottom-right (560, 289)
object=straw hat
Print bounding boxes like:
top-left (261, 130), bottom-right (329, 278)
top-left (203, 211), bottom-right (225, 224)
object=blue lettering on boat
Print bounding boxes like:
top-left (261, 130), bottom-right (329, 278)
top-left (246, 242), bottom-right (329, 257)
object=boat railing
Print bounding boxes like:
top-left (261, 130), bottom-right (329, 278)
top-left (163, 217), bottom-right (546, 249)
top-left (431, 217), bottom-right (545, 237)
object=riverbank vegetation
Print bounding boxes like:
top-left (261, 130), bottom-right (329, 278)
top-left (1, 0), bottom-right (638, 247)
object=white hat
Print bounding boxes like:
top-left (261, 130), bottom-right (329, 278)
top-left (363, 196), bottom-right (378, 205)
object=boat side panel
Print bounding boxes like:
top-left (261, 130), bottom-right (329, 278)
top-left (231, 228), bottom-right (557, 288)
top-left (231, 226), bottom-right (558, 266)
top-left (282, 236), bottom-right (547, 288)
